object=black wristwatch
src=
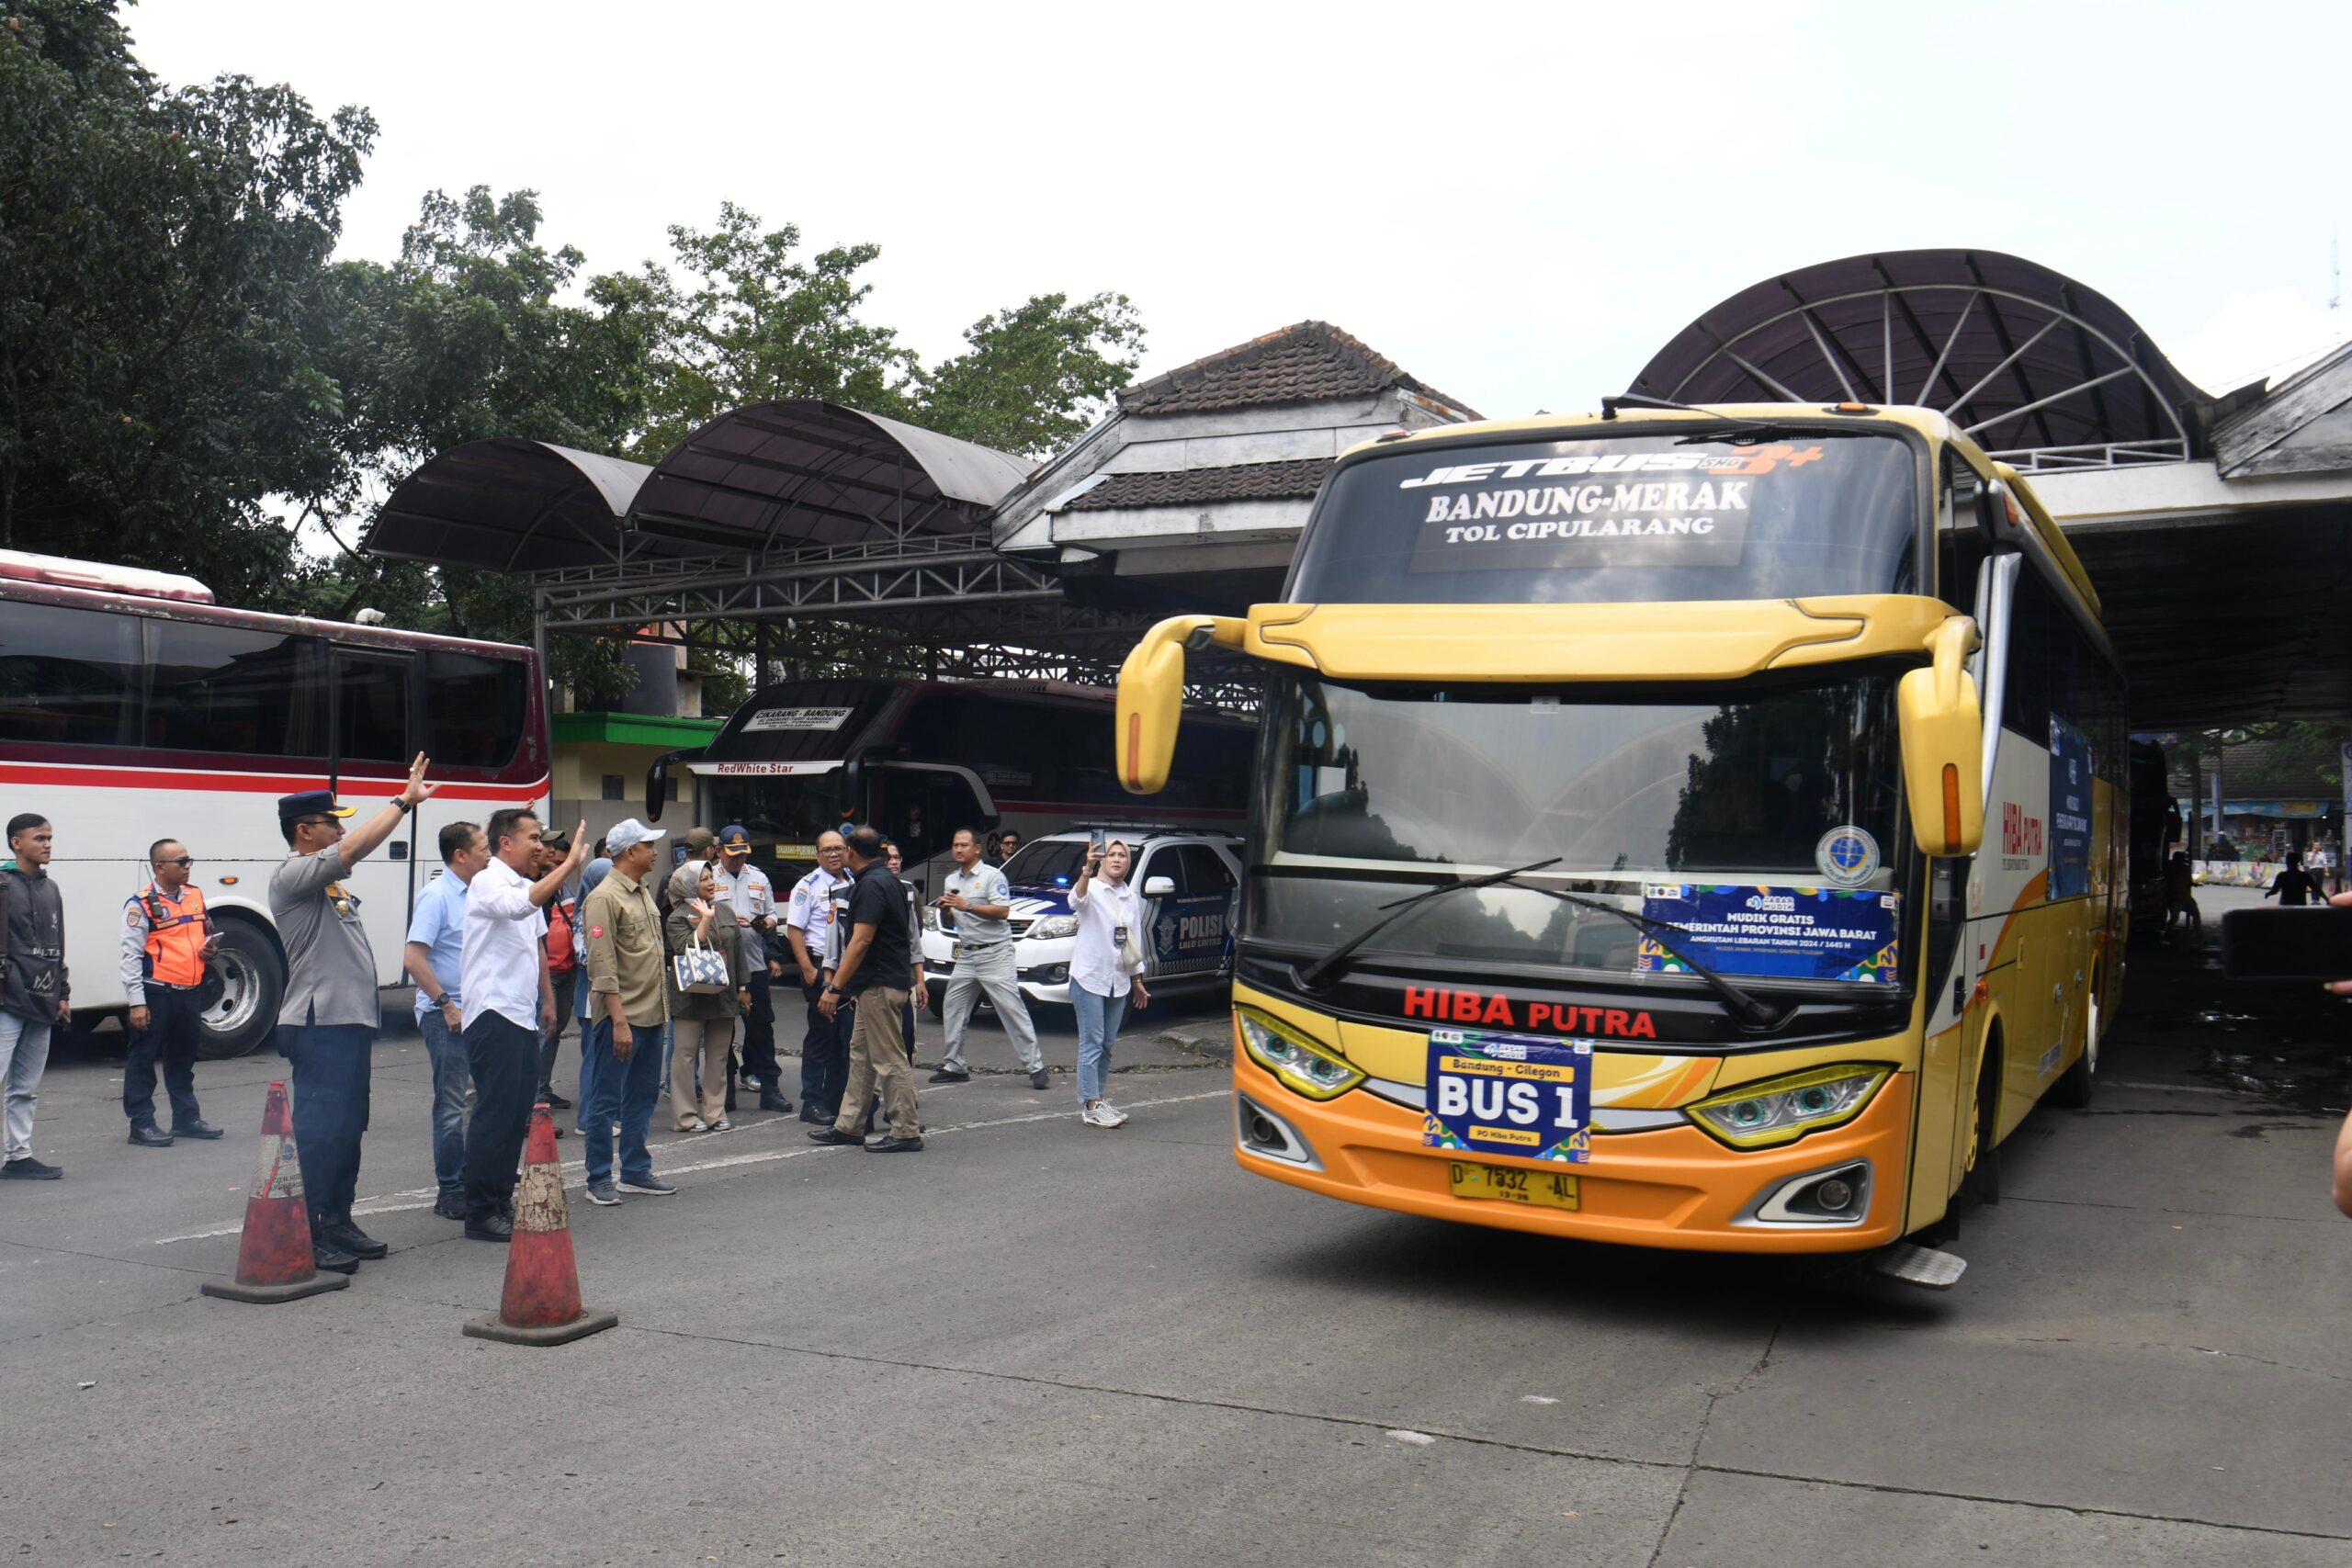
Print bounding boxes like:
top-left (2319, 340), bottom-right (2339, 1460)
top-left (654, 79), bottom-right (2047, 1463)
top-left (823, 984), bottom-right (842, 995)
top-left (430, 994), bottom-right (448, 1010)
top-left (395, 796), bottom-right (416, 815)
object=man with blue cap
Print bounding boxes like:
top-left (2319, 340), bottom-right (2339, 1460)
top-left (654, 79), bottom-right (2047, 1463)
top-left (710, 824), bottom-right (790, 1113)
top-left (270, 752), bottom-right (435, 1275)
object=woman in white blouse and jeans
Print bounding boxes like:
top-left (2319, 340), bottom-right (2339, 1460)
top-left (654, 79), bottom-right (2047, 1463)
top-left (1068, 838), bottom-right (1149, 1127)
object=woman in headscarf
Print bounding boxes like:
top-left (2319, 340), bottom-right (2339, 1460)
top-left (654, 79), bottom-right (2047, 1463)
top-left (664, 859), bottom-right (748, 1133)
top-left (1067, 837), bottom-right (1148, 1127)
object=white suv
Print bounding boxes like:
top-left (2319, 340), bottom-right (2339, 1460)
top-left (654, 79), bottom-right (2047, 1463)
top-left (920, 829), bottom-right (1245, 1010)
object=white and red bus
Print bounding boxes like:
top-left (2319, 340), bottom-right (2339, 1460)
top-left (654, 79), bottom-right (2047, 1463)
top-left (0, 550), bottom-right (549, 1056)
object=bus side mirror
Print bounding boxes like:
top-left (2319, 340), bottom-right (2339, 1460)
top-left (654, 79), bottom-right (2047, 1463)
top-left (644, 747), bottom-right (703, 823)
top-left (1898, 616), bottom-right (1984, 858)
top-left (1115, 615), bottom-right (1242, 795)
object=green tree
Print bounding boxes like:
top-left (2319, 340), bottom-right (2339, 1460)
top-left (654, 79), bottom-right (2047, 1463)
top-left (917, 291), bottom-right (1145, 457)
top-left (0, 1), bottom-right (376, 602)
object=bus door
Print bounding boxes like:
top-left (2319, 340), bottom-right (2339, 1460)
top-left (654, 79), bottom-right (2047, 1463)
top-left (328, 649), bottom-right (416, 974)
top-left (868, 762), bottom-right (993, 896)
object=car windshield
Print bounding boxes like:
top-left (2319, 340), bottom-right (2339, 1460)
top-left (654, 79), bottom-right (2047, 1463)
top-left (1002, 840), bottom-right (1094, 887)
top-left (1252, 671), bottom-right (1913, 987)
top-left (1288, 428), bottom-right (1920, 604)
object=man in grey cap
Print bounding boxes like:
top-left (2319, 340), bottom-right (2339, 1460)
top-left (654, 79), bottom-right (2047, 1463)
top-left (270, 754), bottom-right (436, 1274)
top-left (579, 818), bottom-right (675, 1204)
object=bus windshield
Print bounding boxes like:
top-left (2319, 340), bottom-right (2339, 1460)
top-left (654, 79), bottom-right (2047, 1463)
top-left (1254, 671), bottom-right (1911, 985)
top-left (1289, 428), bottom-right (1920, 604)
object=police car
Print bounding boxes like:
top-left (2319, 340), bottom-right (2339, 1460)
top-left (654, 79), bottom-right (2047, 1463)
top-left (920, 828), bottom-right (1244, 1010)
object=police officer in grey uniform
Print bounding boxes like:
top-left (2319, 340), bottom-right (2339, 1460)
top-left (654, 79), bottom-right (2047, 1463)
top-left (270, 755), bottom-right (436, 1274)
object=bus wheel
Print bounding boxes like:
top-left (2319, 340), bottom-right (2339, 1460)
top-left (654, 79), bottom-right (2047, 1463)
top-left (197, 920), bottom-right (283, 1061)
top-left (2050, 982), bottom-right (2098, 1109)
top-left (1959, 1041), bottom-right (2002, 1208)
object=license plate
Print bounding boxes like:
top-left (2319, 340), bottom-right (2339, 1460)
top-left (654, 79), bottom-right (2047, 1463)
top-left (1449, 1160), bottom-right (1579, 1211)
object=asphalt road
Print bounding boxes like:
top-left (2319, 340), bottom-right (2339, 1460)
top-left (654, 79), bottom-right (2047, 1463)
top-left (2, 900), bottom-right (2346, 1567)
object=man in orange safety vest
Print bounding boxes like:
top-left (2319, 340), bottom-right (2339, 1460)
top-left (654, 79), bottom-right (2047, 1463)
top-left (119, 838), bottom-right (225, 1147)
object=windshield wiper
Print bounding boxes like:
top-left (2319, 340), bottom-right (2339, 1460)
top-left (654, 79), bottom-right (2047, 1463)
top-left (1527, 887), bottom-right (1790, 1032)
top-left (1295, 858), bottom-right (1562, 991)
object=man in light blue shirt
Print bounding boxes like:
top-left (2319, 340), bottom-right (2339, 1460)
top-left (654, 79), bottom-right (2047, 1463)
top-left (399, 821), bottom-right (489, 1219)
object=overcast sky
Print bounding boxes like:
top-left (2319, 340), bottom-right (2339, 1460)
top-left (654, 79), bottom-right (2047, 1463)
top-left (130, 0), bottom-right (2352, 428)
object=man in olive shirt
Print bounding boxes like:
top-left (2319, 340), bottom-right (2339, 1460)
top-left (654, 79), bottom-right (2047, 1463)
top-left (269, 755), bottom-right (436, 1275)
top-left (580, 818), bottom-right (674, 1204)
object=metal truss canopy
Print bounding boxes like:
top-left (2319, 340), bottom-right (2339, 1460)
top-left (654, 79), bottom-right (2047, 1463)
top-left (1631, 250), bottom-right (2213, 469)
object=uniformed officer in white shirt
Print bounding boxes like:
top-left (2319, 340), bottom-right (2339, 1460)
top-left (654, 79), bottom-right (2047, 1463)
top-left (784, 829), bottom-right (854, 1122)
top-left (930, 827), bottom-right (1046, 1090)
top-left (711, 824), bottom-right (792, 1112)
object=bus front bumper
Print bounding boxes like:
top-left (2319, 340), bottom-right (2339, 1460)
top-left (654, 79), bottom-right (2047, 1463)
top-left (1230, 1050), bottom-right (1915, 1255)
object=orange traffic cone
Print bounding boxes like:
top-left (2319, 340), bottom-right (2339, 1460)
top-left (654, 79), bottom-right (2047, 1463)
top-left (462, 1103), bottom-right (618, 1346)
top-left (200, 1080), bottom-right (349, 1304)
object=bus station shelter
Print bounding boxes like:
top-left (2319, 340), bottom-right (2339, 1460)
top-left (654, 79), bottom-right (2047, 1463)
top-left (365, 248), bottom-right (2352, 734)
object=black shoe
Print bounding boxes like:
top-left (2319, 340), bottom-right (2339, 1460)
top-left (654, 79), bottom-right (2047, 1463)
top-left (463, 1213), bottom-right (514, 1244)
top-left (128, 1122), bottom-right (175, 1147)
top-left (927, 1068), bottom-right (970, 1084)
top-left (759, 1090), bottom-right (796, 1113)
top-left (0, 1156), bottom-right (61, 1179)
top-left (1028, 1068), bottom-right (1051, 1091)
top-left (550, 1122), bottom-right (566, 1140)
top-left (433, 1190), bottom-right (467, 1220)
top-left (311, 1239), bottom-right (360, 1274)
top-left (171, 1117), bottom-right (225, 1140)
top-left (865, 1134), bottom-right (924, 1153)
top-left (798, 1105), bottom-right (829, 1124)
top-left (541, 1090), bottom-right (572, 1111)
top-left (322, 1217), bottom-right (388, 1260)
top-left (806, 1125), bottom-right (864, 1145)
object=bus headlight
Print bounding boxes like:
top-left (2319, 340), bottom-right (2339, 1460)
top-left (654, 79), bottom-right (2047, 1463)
top-left (1689, 1065), bottom-right (1893, 1150)
top-left (1236, 1005), bottom-right (1364, 1101)
top-left (1027, 914), bottom-right (1079, 940)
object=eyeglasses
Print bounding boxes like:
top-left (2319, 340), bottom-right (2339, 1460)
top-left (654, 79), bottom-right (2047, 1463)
top-left (156, 857), bottom-right (194, 868)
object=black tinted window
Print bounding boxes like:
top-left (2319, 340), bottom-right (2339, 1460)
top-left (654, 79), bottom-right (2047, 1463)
top-left (336, 657), bottom-right (411, 763)
top-left (0, 601), bottom-right (141, 746)
top-left (146, 622), bottom-right (322, 757)
top-left (1291, 431), bottom-right (1921, 605)
top-left (1170, 845), bottom-right (1234, 895)
top-left (424, 651), bottom-right (526, 770)
top-left (2002, 570), bottom-right (2050, 738)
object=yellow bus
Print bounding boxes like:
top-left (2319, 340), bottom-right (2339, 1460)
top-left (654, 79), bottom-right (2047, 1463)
top-left (1115, 402), bottom-right (2125, 1282)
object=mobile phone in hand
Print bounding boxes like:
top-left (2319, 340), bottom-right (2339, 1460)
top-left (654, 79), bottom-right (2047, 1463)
top-left (2222, 905), bottom-right (2352, 980)
top-left (1090, 829), bottom-right (1107, 855)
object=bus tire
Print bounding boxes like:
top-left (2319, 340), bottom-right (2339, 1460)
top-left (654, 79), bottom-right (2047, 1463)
top-left (2049, 980), bottom-right (2098, 1109)
top-left (196, 918), bottom-right (283, 1061)
top-left (1959, 1031), bottom-right (2002, 1208)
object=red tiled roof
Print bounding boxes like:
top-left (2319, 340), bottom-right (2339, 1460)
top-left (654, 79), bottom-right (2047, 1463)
top-left (1059, 457), bottom-right (1335, 513)
top-left (1117, 321), bottom-right (1480, 419)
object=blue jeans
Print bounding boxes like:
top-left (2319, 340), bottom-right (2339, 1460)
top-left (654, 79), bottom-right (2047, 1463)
top-left (581, 1017), bottom-right (662, 1186)
top-left (417, 1008), bottom-right (469, 1194)
top-left (1068, 981), bottom-right (1130, 1104)
top-left (575, 1016), bottom-right (607, 1133)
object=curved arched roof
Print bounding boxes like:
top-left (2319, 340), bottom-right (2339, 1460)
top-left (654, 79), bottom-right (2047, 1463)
top-left (363, 439), bottom-right (675, 572)
top-left (1630, 250), bottom-right (2212, 459)
top-left (626, 400), bottom-right (1034, 556)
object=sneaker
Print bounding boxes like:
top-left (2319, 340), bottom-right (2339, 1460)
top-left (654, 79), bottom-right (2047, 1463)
top-left (1028, 1068), bottom-right (1051, 1091)
top-left (321, 1217), bottom-right (388, 1260)
top-left (1080, 1100), bottom-right (1117, 1128)
top-left (463, 1213), bottom-right (514, 1243)
top-left (1096, 1100), bottom-right (1130, 1128)
top-left (433, 1190), bottom-right (467, 1220)
top-left (583, 1182), bottom-right (624, 1206)
top-left (0, 1156), bottom-right (61, 1179)
top-left (311, 1239), bottom-right (360, 1273)
top-left (675, 1118), bottom-right (707, 1134)
top-left (707, 1117), bottom-right (731, 1132)
top-left (617, 1175), bottom-right (676, 1196)
top-left (927, 1068), bottom-right (970, 1084)
top-left (128, 1122), bottom-right (175, 1147)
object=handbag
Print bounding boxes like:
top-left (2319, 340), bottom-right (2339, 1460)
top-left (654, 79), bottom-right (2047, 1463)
top-left (672, 937), bottom-right (730, 995)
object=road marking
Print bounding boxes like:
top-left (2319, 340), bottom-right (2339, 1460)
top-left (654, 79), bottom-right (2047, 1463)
top-left (151, 1086), bottom-right (1228, 1245)
top-left (2106, 1079), bottom-right (2243, 1097)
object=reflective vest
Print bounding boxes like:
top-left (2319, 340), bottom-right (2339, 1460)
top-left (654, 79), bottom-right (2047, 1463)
top-left (139, 883), bottom-right (208, 987)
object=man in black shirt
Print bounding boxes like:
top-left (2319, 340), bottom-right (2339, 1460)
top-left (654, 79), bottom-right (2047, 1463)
top-left (2265, 850), bottom-right (2326, 907)
top-left (808, 827), bottom-right (922, 1152)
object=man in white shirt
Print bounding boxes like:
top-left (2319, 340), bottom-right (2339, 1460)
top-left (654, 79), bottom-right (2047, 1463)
top-left (458, 807), bottom-right (585, 1243)
top-left (785, 829), bottom-right (854, 1122)
top-left (712, 824), bottom-right (791, 1112)
top-left (931, 827), bottom-right (1046, 1090)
